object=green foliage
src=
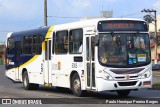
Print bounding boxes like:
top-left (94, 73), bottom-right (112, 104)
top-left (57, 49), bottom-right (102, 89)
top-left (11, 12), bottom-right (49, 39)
top-left (143, 15), bottom-right (154, 23)
top-left (153, 83), bottom-right (160, 86)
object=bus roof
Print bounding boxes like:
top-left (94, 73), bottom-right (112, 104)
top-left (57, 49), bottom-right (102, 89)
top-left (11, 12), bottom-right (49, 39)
top-left (52, 18), bottom-right (146, 31)
top-left (8, 18), bottom-right (146, 38)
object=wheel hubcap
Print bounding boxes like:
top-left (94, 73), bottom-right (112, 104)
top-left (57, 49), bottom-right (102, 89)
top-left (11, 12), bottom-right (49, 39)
top-left (73, 78), bottom-right (80, 92)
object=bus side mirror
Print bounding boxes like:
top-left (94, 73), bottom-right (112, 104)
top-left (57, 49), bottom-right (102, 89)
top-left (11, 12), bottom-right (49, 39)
top-left (94, 35), bottom-right (99, 46)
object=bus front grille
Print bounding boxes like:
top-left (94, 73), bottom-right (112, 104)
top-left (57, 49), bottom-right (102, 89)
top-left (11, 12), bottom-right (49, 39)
top-left (118, 81), bottom-right (137, 86)
top-left (115, 75), bottom-right (139, 80)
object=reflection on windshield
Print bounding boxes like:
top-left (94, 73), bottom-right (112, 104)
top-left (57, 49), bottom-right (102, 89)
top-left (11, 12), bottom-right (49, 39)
top-left (98, 33), bottom-right (150, 67)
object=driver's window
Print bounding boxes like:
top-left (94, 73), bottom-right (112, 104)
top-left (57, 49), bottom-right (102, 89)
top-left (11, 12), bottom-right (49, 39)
top-left (69, 28), bottom-right (83, 54)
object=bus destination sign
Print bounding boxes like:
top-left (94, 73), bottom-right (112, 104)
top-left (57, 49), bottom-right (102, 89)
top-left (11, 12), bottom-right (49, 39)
top-left (98, 20), bottom-right (148, 32)
top-left (106, 23), bottom-right (134, 29)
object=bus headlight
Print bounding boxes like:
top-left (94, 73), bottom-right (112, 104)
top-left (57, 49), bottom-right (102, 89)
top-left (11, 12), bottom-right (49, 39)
top-left (141, 69), bottom-right (151, 79)
top-left (102, 71), bottom-right (114, 80)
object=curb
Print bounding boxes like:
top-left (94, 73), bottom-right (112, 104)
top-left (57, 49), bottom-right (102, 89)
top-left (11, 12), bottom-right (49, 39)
top-left (154, 75), bottom-right (160, 77)
top-left (152, 86), bottom-right (160, 90)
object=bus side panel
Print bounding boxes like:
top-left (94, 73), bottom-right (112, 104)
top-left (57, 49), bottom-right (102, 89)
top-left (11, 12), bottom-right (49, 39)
top-left (5, 56), bottom-right (17, 81)
top-left (51, 54), bottom-right (85, 89)
top-left (19, 55), bottom-right (44, 85)
top-left (18, 55), bottom-right (34, 82)
top-left (51, 55), bottom-right (71, 88)
top-left (5, 68), bottom-right (16, 81)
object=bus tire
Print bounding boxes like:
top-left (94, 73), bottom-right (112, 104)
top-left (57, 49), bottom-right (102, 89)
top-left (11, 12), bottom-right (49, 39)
top-left (117, 90), bottom-right (130, 97)
top-left (71, 73), bottom-right (85, 97)
top-left (22, 72), bottom-right (39, 90)
top-left (32, 83), bottom-right (39, 90)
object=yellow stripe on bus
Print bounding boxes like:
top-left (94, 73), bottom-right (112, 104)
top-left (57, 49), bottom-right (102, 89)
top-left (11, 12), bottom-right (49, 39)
top-left (19, 26), bottom-right (54, 68)
top-left (7, 55), bottom-right (39, 71)
top-left (45, 26), bottom-right (54, 39)
top-left (42, 42), bottom-right (45, 51)
top-left (42, 26), bottom-right (54, 51)
top-left (7, 26), bottom-right (54, 71)
top-left (19, 55), bottom-right (39, 68)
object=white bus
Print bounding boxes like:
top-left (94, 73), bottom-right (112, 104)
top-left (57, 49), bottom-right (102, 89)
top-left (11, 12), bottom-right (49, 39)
top-left (5, 18), bottom-right (152, 97)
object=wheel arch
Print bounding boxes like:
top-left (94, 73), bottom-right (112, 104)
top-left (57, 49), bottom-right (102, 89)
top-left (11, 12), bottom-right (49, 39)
top-left (70, 70), bottom-right (79, 89)
top-left (22, 68), bottom-right (27, 80)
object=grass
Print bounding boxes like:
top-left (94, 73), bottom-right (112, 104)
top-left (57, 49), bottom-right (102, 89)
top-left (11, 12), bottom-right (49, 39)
top-left (153, 83), bottom-right (160, 86)
top-left (152, 71), bottom-right (160, 76)
top-left (152, 71), bottom-right (160, 89)
top-left (152, 83), bottom-right (160, 90)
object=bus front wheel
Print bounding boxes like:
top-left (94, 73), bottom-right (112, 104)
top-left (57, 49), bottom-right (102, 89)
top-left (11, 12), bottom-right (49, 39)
top-left (71, 73), bottom-right (85, 97)
top-left (22, 72), bottom-right (39, 90)
top-left (116, 90), bottom-right (130, 97)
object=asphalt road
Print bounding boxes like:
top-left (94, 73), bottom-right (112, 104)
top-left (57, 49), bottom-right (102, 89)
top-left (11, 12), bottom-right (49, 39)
top-left (0, 65), bottom-right (160, 107)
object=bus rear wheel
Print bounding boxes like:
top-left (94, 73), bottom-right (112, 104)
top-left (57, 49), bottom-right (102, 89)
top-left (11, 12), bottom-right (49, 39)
top-left (71, 73), bottom-right (85, 97)
top-left (22, 72), bottom-right (39, 90)
top-left (117, 90), bottom-right (130, 97)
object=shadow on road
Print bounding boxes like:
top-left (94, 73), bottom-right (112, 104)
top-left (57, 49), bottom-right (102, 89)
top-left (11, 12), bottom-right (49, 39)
top-left (37, 86), bottom-right (137, 99)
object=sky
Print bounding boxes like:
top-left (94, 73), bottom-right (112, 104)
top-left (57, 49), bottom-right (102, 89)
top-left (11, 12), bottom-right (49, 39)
top-left (0, 0), bottom-right (160, 42)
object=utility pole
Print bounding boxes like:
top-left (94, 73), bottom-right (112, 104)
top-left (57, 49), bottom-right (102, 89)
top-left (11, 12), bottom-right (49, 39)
top-left (141, 9), bottom-right (157, 64)
top-left (44, 0), bottom-right (47, 26)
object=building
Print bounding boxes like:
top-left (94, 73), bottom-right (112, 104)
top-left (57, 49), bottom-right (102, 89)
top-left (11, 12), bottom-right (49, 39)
top-left (149, 15), bottom-right (160, 63)
top-left (150, 33), bottom-right (160, 61)
top-left (149, 15), bottom-right (160, 32)
top-left (80, 11), bottom-right (113, 21)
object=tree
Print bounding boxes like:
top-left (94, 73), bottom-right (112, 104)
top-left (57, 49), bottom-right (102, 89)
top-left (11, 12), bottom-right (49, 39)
top-left (143, 14), bottom-right (154, 23)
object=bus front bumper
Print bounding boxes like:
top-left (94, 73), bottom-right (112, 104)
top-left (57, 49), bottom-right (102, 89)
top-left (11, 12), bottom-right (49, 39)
top-left (96, 77), bottom-right (152, 92)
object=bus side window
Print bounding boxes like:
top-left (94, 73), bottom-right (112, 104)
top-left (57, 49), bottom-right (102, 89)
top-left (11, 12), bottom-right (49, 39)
top-left (21, 36), bottom-right (25, 54)
top-left (32, 35), bottom-right (36, 54)
top-left (33, 34), bottom-right (43, 54)
top-left (55, 31), bottom-right (68, 54)
top-left (21, 34), bottom-right (43, 55)
top-left (36, 34), bottom-right (43, 54)
top-left (21, 36), bottom-right (32, 55)
top-left (69, 28), bottom-right (83, 54)
top-left (7, 38), bottom-right (15, 55)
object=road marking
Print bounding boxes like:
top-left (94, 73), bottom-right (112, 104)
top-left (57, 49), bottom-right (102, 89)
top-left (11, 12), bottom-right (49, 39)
top-left (3, 96), bottom-right (11, 98)
top-left (45, 94), bottom-right (53, 96)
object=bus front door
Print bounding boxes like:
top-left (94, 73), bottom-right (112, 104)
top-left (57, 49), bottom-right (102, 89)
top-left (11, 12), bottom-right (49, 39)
top-left (85, 30), bottom-right (96, 90)
top-left (15, 41), bottom-right (21, 82)
top-left (43, 39), bottom-right (52, 86)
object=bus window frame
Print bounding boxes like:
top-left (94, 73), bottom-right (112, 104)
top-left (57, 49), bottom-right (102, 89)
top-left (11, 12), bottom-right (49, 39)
top-left (55, 30), bottom-right (69, 55)
top-left (52, 32), bottom-right (55, 54)
top-left (7, 37), bottom-right (15, 56)
top-left (21, 34), bottom-right (43, 55)
top-left (69, 28), bottom-right (83, 54)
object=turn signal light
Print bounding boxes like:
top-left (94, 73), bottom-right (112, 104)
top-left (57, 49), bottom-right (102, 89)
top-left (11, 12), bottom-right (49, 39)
top-left (143, 81), bottom-right (151, 85)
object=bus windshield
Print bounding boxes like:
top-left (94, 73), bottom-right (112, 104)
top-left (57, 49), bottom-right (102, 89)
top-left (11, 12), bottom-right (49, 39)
top-left (98, 33), bottom-right (151, 68)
